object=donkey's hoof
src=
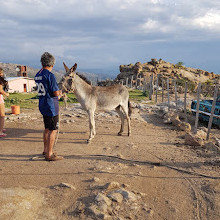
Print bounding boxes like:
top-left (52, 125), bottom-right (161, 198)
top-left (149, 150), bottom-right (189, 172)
top-left (118, 132), bottom-right (122, 136)
top-left (128, 133), bottom-right (131, 136)
top-left (87, 139), bottom-right (91, 144)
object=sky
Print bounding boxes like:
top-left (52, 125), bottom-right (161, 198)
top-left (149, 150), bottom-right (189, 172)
top-left (0, 0), bottom-right (220, 77)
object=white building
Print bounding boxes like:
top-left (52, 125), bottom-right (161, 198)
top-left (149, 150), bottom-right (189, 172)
top-left (6, 77), bottom-right (36, 93)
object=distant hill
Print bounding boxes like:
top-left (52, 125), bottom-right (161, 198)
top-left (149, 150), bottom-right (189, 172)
top-left (0, 62), bottom-right (63, 81)
top-left (0, 62), bottom-right (108, 84)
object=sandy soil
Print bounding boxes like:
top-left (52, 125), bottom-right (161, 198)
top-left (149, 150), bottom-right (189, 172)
top-left (0, 103), bottom-right (220, 220)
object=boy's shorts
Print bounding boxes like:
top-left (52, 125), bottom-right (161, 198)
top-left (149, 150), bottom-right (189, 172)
top-left (43, 115), bottom-right (59, 130)
top-left (0, 103), bottom-right (5, 117)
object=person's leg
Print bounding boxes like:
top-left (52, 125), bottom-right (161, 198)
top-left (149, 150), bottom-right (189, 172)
top-left (43, 128), bottom-right (49, 154)
top-left (46, 129), bottom-right (57, 158)
top-left (0, 116), bottom-right (5, 133)
top-left (44, 115), bottom-right (63, 161)
top-left (0, 103), bottom-right (5, 134)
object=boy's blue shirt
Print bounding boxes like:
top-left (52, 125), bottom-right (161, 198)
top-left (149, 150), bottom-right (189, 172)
top-left (34, 69), bottom-right (59, 116)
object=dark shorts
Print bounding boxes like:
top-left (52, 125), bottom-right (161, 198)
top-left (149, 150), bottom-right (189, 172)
top-left (43, 115), bottom-right (59, 130)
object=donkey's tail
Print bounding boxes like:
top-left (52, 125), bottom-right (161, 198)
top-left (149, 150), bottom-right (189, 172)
top-left (128, 100), bottom-right (132, 117)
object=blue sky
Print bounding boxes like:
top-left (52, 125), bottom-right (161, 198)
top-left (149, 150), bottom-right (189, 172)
top-left (0, 0), bottom-right (220, 76)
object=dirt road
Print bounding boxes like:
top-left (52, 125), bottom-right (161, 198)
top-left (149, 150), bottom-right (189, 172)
top-left (0, 104), bottom-right (220, 220)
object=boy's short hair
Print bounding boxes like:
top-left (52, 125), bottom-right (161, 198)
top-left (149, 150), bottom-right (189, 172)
top-left (40, 52), bottom-right (55, 67)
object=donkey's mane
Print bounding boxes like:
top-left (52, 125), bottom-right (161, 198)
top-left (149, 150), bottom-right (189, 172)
top-left (76, 72), bottom-right (91, 85)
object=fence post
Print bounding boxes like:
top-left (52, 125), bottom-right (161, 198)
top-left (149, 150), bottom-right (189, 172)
top-left (155, 75), bottom-right (159, 103)
top-left (184, 82), bottom-right (188, 122)
top-left (126, 78), bottom-right (128, 87)
top-left (131, 75), bottom-right (133, 88)
top-left (162, 79), bottom-right (164, 102)
top-left (135, 76), bottom-right (138, 89)
top-left (194, 83), bottom-right (201, 134)
top-left (149, 74), bottom-right (153, 100)
top-left (143, 77), bottom-right (147, 94)
top-left (206, 85), bottom-right (219, 140)
top-left (174, 80), bottom-right (178, 111)
top-left (167, 79), bottom-right (170, 109)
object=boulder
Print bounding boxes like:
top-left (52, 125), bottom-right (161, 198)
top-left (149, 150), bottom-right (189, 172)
top-left (185, 130), bottom-right (207, 146)
top-left (177, 122), bottom-right (191, 132)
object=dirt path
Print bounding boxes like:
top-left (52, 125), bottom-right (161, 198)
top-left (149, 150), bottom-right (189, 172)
top-left (0, 104), bottom-right (220, 220)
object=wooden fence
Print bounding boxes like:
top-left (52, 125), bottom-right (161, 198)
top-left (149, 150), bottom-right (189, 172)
top-left (122, 75), bottom-right (219, 140)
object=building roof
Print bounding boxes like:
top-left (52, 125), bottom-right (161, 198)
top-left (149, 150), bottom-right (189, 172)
top-left (6, 77), bottom-right (35, 81)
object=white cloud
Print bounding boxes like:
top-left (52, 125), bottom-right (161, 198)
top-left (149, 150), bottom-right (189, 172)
top-left (193, 10), bottom-right (220, 30)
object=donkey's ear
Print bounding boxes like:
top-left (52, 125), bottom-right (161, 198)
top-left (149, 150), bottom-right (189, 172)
top-left (63, 62), bottom-right (69, 72)
top-left (70, 63), bottom-right (77, 72)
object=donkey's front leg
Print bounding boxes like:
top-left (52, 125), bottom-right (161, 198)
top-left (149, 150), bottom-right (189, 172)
top-left (87, 111), bottom-right (96, 143)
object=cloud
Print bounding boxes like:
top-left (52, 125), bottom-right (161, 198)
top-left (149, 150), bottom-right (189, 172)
top-left (0, 0), bottom-right (220, 73)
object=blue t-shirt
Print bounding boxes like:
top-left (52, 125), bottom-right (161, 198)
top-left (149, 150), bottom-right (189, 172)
top-left (34, 69), bottom-right (59, 116)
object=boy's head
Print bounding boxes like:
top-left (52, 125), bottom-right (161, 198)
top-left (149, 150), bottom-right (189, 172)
top-left (40, 52), bottom-right (55, 67)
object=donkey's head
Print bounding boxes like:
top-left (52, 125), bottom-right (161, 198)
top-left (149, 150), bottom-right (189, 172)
top-left (59, 62), bottom-right (77, 93)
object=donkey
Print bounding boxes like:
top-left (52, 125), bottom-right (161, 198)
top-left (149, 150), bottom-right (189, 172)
top-left (60, 62), bottom-right (132, 143)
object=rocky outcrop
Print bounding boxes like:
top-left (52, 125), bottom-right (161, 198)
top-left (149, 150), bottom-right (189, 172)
top-left (115, 58), bottom-right (219, 87)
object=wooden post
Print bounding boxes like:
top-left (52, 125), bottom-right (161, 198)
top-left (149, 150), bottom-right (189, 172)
top-left (162, 79), bottom-right (164, 102)
top-left (174, 80), bottom-right (178, 110)
top-left (167, 79), bottom-right (170, 109)
top-left (194, 83), bottom-right (201, 134)
top-left (135, 76), bottom-right (138, 89)
top-left (184, 82), bottom-right (188, 122)
top-left (143, 77), bottom-right (146, 94)
top-left (149, 74), bottom-right (153, 100)
top-left (126, 77), bottom-right (128, 87)
top-left (206, 85), bottom-right (219, 140)
top-left (155, 75), bottom-right (159, 103)
top-left (131, 75), bottom-right (133, 88)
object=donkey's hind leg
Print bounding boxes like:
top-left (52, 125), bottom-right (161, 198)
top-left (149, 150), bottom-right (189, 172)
top-left (120, 103), bottom-right (131, 136)
top-left (87, 111), bottom-right (96, 143)
top-left (115, 106), bottom-right (125, 136)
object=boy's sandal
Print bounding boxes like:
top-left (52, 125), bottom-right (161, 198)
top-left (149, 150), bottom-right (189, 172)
top-left (2, 129), bottom-right (6, 132)
top-left (45, 153), bottom-right (64, 161)
top-left (0, 133), bottom-right (7, 138)
top-left (43, 151), bottom-right (57, 156)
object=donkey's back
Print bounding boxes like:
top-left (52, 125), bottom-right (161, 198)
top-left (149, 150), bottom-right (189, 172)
top-left (93, 84), bottom-right (129, 111)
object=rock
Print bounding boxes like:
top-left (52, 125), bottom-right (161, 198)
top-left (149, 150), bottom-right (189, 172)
top-left (88, 205), bottom-right (111, 219)
top-left (185, 133), bottom-right (204, 146)
top-left (203, 142), bottom-right (220, 153)
top-left (108, 192), bottom-right (124, 203)
top-left (95, 193), bottom-right (112, 206)
top-left (51, 182), bottom-right (76, 190)
top-left (177, 122), bottom-right (191, 132)
top-left (196, 129), bottom-right (207, 140)
top-left (215, 137), bottom-right (220, 147)
top-left (104, 182), bottom-right (121, 191)
top-left (114, 189), bottom-right (137, 201)
top-left (92, 177), bottom-right (100, 182)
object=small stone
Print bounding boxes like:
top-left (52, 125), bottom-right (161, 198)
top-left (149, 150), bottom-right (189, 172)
top-left (92, 177), bottom-right (100, 182)
top-left (104, 182), bottom-right (121, 191)
top-left (52, 182), bottom-right (76, 190)
top-left (108, 192), bottom-right (124, 203)
top-left (95, 193), bottom-right (112, 206)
